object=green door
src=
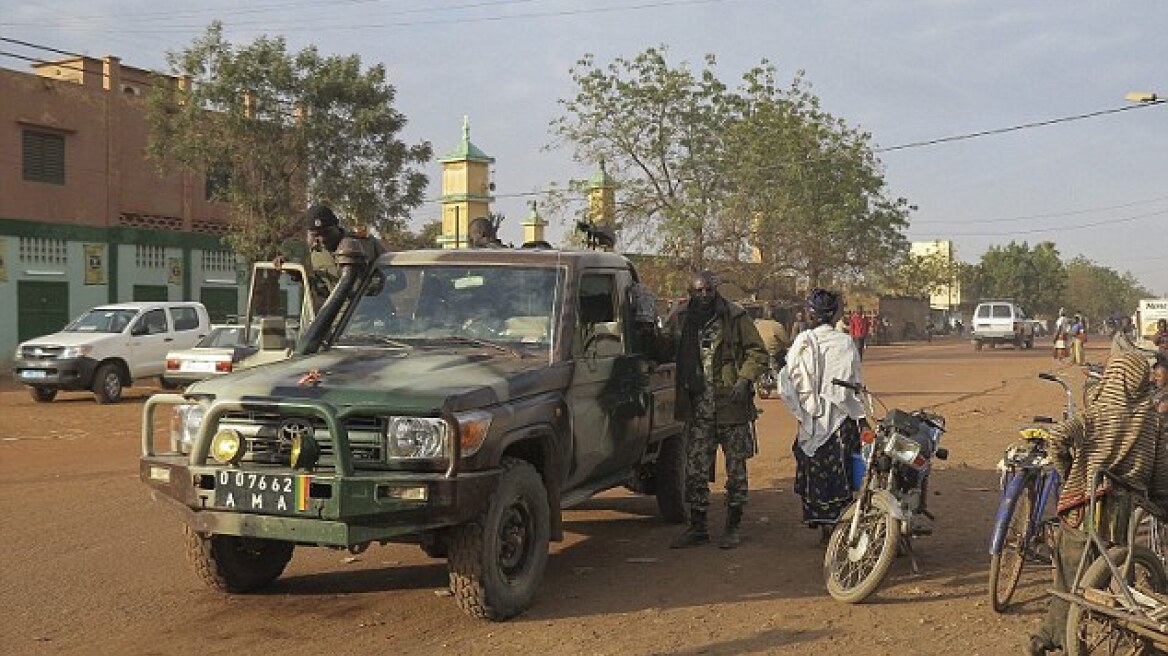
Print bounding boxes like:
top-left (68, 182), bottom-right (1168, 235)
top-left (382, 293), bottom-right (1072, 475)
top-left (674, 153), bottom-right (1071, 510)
top-left (18, 281), bottom-right (70, 341)
top-left (133, 285), bottom-right (169, 301)
top-left (200, 287), bottom-right (239, 323)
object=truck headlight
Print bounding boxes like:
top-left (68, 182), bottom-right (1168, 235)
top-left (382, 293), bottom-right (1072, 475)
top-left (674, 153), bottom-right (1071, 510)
top-left (60, 345), bottom-right (93, 359)
top-left (170, 404), bottom-right (206, 454)
top-left (385, 417), bottom-right (448, 459)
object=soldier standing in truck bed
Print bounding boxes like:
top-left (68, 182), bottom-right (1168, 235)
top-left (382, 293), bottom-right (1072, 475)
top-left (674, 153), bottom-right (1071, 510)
top-left (666, 271), bottom-right (769, 549)
top-left (299, 204), bottom-right (384, 309)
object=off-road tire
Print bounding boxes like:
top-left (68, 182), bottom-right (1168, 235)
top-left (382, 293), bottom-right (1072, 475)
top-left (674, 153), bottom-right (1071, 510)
top-left (1065, 545), bottom-right (1167, 655)
top-left (448, 457), bottom-right (550, 621)
top-left (29, 386), bottom-right (57, 403)
top-left (654, 436), bottom-right (688, 524)
top-left (824, 494), bottom-right (899, 604)
top-left (92, 363), bottom-right (123, 404)
top-left (989, 483), bottom-right (1035, 612)
top-left (183, 526), bottom-right (294, 593)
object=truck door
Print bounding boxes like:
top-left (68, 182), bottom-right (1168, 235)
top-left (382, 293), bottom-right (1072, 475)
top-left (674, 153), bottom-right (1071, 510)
top-left (564, 269), bottom-right (648, 489)
top-left (129, 307), bottom-right (173, 377)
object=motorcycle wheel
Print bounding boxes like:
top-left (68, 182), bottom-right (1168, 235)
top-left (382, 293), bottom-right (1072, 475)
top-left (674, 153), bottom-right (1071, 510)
top-left (823, 493), bottom-right (899, 604)
top-left (1065, 545), bottom-right (1166, 656)
top-left (988, 483), bottom-right (1035, 612)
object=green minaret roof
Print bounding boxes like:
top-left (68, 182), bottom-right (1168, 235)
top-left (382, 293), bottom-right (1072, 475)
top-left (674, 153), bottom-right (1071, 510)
top-left (439, 116), bottom-right (495, 164)
top-left (588, 158), bottom-right (616, 189)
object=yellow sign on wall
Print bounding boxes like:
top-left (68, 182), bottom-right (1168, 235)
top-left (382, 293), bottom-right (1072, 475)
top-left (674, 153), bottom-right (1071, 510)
top-left (168, 257), bottom-right (183, 286)
top-left (84, 243), bottom-right (106, 285)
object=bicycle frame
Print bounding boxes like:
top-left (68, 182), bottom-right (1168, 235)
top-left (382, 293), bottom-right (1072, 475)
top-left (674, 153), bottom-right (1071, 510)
top-left (989, 464), bottom-right (1060, 555)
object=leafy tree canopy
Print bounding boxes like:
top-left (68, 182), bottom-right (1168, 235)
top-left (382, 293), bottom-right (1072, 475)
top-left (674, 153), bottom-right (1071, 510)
top-left (549, 46), bottom-right (911, 293)
top-left (147, 22), bottom-right (431, 261)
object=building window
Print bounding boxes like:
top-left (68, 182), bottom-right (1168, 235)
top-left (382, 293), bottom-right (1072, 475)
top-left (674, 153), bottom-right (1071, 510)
top-left (22, 130), bottom-right (65, 185)
top-left (135, 245), bottom-right (166, 269)
top-left (18, 237), bottom-right (68, 264)
top-left (201, 250), bottom-right (236, 272)
top-left (205, 168), bottom-right (230, 201)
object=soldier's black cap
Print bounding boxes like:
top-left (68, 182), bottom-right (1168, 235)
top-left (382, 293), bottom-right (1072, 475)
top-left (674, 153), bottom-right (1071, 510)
top-left (305, 204), bottom-right (339, 231)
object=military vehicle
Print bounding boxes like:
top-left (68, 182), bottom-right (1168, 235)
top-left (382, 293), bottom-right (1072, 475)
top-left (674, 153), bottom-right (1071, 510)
top-left (139, 240), bottom-right (685, 620)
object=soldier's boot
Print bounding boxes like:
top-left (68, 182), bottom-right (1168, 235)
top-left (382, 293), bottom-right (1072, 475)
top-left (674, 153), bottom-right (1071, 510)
top-left (670, 510), bottom-right (710, 549)
top-left (719, 506), bottom-right (743, 549)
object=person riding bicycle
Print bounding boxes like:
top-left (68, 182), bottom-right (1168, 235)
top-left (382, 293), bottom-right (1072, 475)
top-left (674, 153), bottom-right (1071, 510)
top-left (1027, 352), bottom-right (1168, 655)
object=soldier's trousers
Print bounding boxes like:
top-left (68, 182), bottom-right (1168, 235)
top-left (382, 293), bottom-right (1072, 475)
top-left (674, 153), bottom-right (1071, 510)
top-left (684, 420), bottom-right (754, 515)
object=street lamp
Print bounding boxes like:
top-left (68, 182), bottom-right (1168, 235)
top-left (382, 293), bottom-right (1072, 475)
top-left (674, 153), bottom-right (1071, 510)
top-left (1125, 91), bottom-right (1163, 104)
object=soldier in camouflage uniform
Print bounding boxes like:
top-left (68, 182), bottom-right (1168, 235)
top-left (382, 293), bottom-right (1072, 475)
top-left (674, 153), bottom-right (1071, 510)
top-left (300, 204), bottom-right (384, 310)
top-left (667, 271), bottom-right (769, 549)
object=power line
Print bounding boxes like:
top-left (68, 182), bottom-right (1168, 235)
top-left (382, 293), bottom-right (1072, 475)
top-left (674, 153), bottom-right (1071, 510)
top-left (912, 194), bottom-right (1168, 226)
top-left (913, 208), bottom-right (1168, 238)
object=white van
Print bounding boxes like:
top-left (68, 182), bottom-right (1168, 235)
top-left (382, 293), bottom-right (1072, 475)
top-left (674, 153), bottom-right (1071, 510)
top-left (12, 301), bottom-right (210, 403)
top-left (970, 300), bottom-right (1035, 350)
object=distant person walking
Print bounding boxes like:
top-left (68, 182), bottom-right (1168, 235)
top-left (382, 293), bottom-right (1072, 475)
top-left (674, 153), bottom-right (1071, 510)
top-left (1068, 314), bottom-right (1087, 365)
top-left (1053, 308), bottom-right (1069, 362)
top-left (848, 307), bottom-right (870, 359)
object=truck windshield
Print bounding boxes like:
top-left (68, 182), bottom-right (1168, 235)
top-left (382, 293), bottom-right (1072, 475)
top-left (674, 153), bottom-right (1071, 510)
top-left (64, 309), bottom-right (139, 334)
top-left (338, 264), bottom-right (563, 352)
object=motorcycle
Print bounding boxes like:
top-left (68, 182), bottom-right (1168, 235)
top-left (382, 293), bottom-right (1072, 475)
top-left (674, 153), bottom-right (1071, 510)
top-left (757, 363), bottom-right (778, 399)
top-left (823, 378), bottom-right (948, 603)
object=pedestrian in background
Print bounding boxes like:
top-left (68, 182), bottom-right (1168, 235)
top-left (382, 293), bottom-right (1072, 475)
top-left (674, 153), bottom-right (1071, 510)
top-left (848, 306), bottom-right (869, 359)
top-left (779, 288), bottom-right (867, 544)
top-left (1053, 308), bottom-right (1069, 362)
top-left (1069, 313), bottom-right (1086, 365)
top-left (666, 271), bottom-right (769, 550)
top-left (791, 310), bottom-right (809, 339)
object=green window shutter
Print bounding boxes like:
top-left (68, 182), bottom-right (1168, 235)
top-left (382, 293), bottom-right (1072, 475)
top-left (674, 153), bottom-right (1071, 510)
top-left (22, 130), bottom-right (66, 185)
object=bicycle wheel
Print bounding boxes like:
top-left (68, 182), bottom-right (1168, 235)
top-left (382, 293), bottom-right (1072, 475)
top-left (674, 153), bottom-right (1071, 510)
top-left (1065, 545), bottom-right (1167, 656)
top-left (989, 481), bottom-right (1036, 612)
top-left (824, 493), bottom-right (899, 604)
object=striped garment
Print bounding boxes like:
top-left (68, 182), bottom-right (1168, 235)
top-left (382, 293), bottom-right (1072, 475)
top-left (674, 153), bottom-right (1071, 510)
top-left (1049, 353), bottom-right (1168, 520)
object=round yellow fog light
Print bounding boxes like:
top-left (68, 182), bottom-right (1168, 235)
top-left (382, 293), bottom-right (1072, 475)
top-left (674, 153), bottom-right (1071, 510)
top-left (210, 429), bottom-right (244, 464)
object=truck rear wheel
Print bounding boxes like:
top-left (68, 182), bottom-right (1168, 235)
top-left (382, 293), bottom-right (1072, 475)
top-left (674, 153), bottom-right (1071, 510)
top-left (654, 436), bottom-right (688, 523)
top-left (92, 363), bottom-right (123, 404)
top-left (183, 526), bottom-right (294, 593)
top-left (448, 457), bottom-right (549, 620)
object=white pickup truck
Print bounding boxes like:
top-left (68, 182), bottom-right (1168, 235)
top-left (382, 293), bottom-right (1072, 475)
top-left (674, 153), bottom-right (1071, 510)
top-left (12, 301), bottom-right (210, 403)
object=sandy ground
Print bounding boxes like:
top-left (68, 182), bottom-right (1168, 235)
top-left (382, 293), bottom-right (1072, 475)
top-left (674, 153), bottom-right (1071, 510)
top-left (0, 338), bottom-right (1106, 655)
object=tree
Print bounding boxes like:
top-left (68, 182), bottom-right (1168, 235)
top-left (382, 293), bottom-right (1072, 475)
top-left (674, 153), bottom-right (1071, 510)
top-left (876, 250), bottom-right (955, 299)
top-left (968, 241), bottom-right (1065, 316)
top-left (146, 22), bottom-right (431, 262)
top-left (383, 219), bottom-right (442, 251)
top-left (549, 48), bottom-right (911, 292)
top-left (1064, 256), bottom-right (1153, 325)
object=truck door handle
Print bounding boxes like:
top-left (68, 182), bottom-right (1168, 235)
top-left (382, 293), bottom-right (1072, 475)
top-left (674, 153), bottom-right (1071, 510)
top-left (164, 337), bottom-right (173, 342)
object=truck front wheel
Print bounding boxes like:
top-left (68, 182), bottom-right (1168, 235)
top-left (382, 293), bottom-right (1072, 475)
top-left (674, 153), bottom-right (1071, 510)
top-left (654, 436), bottom-right (688, 523)
top-left (29, 386), bottom-right (57, 403)
top-left (183, 526), bottom-right (294, 593)
top-left (92, 363), bottom-right (123, 404)
top-left (448, 457), bottom-right (549, 621)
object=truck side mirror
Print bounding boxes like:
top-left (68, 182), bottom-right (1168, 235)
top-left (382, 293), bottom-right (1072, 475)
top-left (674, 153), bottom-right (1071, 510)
top-left (630, 283), bottom-right (658, 325)
top-left (130, 322), bottom-right (148, 337)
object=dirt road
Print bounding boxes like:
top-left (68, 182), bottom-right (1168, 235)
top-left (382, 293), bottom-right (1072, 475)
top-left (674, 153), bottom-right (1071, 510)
top-left (0, 339), bottom-right (1105, 655)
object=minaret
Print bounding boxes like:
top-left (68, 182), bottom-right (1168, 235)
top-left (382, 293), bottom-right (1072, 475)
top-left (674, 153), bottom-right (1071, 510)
top-left (438, 117), bottom-right (495, 249)
top-left (521, 200), bottom-right (547, 245)
top-left (587, 158), bottom-right (616, 231)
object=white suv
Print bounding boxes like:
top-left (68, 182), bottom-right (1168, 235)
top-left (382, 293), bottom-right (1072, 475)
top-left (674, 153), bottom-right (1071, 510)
top-left (971, 300), bottom-right (1035, 350)
top-left (12, 301), bottom-right (210, 403)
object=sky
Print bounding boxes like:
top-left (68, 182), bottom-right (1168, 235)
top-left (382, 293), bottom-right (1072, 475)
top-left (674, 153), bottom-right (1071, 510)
top-left (4, 0), bottom-right (1167, 293)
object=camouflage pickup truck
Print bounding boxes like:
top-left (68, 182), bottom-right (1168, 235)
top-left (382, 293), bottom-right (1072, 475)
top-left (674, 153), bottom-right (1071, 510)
top-left (139, 242), bottom-right (685, 620)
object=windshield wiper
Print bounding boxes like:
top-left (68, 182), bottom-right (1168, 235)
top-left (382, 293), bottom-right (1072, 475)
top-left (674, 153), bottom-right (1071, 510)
top-left (436, 335), bottom-right (525, 358)
top-left (335, 334), bottom-right (411, 349)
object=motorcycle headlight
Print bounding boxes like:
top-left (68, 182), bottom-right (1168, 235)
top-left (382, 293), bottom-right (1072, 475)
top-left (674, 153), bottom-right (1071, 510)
top-left (385, 417), bottom-right (449, 459)
top-left (169, 404), bottom-right (206, 454)
top-left (60, 345), bottom-right (93, 359)
top-left (884, 433), bottom-right (924, 468)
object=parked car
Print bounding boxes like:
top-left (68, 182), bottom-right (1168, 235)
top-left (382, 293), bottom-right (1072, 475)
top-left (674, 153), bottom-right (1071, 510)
top-left (13, 301), bottom-right (210, 403)
top-left (161, 319), bottom-right (303, 387)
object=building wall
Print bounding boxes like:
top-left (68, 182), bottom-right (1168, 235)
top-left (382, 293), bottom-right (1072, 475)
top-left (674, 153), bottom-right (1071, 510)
top-left (0, 58), bottom-right (244, 365)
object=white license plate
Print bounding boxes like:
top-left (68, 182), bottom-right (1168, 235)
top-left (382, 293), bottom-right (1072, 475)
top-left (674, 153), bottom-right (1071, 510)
top-left (20, 370), bottom-right (47, 379)
top-left (213, 471), bottom-right (310, 514)
top-left (179, 361), bottom-right (218, 373)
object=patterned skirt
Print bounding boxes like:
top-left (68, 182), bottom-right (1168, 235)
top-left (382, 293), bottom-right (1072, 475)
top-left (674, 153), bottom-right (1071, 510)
top-left (793, 420), bottom-right (860, 526)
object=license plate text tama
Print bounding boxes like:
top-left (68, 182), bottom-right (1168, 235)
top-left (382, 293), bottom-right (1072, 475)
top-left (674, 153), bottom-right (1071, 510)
top-left (213, 471), bottom-right (311, 513)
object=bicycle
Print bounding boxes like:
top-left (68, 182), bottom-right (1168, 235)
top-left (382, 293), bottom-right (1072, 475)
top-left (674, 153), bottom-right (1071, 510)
top-left (987, 371), bottom-right (1074, 613)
